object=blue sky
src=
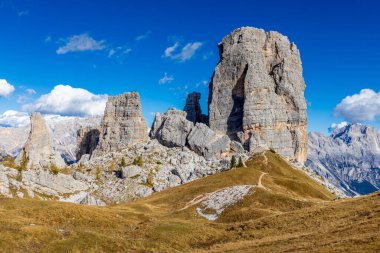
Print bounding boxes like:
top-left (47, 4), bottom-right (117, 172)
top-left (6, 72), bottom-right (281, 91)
top-left (0, 0), bottom-right (379, 133)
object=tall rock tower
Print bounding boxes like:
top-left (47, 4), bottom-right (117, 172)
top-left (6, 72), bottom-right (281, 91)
top-left (20, 112), bottom-right (65, 169)
top-left (208, 27), bottom-right (307, 163)
top-left (92, 92), bottom-right (148, 156)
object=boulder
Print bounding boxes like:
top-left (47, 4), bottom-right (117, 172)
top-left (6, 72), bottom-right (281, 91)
top-left (208, 27), bottom-right (307, 163)
top-left (187, 123), bottom-right (230, 160)
top-left (121, 165), bottom-right (142, 179)
top-left (150, 109), bottom-right (193, 147)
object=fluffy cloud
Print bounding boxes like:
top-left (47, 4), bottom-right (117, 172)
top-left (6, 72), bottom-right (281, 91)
top-left (22, 85), bottom-right (108, 117)
top-left (333, 89), bottom-right (380, 122)
top-left (328, 122), bottom-right (348, 132)
top-left (163, 41), bottom-right (202, 62)
top-left (0, 110), bottom-right (30, 127)
top-left (0, 79), bottom-right (15, 97)
top-left (26, 89), bottom-right (36, 95)
top-left (56, 34), bottom-right (106, 55)
top-left (158, 73), bottom-right (174, 85)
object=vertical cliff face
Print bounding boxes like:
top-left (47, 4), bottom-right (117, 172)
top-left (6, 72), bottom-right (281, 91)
top-left (93, 92), bottom-right (148, 156)
top-left (76, 127), bottom-right (100, 161)
top-left (208, 27), bottom-right (307, 163)
top-left (21, 112), bottom-right (65, 169)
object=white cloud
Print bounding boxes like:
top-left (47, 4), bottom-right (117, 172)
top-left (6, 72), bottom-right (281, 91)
top-left (0, 79), bottom-right (15, 97)
top-left (328, 121), bottom-right (348, 132)
top-left (136, 31), bottom-right (151, 41)
top-left (108, 49), bottom-right (116, 57)
top-left (56, 34), bottom-right (106, 55)
top-left (45, 35), bottom-right (52, 43)
top-left (23, 85), bottom-right (108, 117)
top-left (26, 89), bottom-right (36, 95)
top-left (158, 73), bottom-right (174, 85)
top-left (108, 47), bottom-right (132, 58)
top-left (163, 41), bottom-right (202, 62)
top-left (164, 42), bottom-right (179, 58)
top-left (333, 89), bottom-right (380, 122)
top-left (123, 48), bottom-right (132, 54)
top-left (195, 80), bottom-right (208, 88)
top-left (0, 110), bottom-right (30, 127)
top-left (17, 10), bottom-right (29, 16)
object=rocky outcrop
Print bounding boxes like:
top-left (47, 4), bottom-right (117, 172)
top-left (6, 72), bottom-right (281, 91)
top-left (187, 123), bottom-right (230, 160)
top-left (150, 109), bottom-right (193, 147)
top-left (150, 109), bottom-right (231, 160)
top-left (76, 127), bottom-right (100, 161)
top-left (208, 27), bottom-right (307, 163)
top-left (93, 92), bottom-right (148, 156)
top-left (0, 148), bottom-right (8, 161)
top-left (307, 123), bottom-right (380, 196)
top-left (184, 92), bottom-right (202, 123)
top-left (19, 112), bottom-right (65, 169)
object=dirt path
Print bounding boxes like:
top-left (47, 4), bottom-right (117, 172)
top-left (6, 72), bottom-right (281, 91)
top-left (257, 172), bottom-right (267, 189)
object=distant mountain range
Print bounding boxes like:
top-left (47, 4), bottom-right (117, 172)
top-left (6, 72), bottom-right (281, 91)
top-left (0, 115), bottom-right (100, 163)
top-left (307, 123), bottom-right (380, 196)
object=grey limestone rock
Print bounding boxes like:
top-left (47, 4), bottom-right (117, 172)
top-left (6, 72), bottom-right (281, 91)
top-left (208, 27), bottom-right (307, 163)
top-left (76, 127), bottom-right (100, 161)
top-left (19, 112), bottom-right (65, 169)
top-left (187, 123), bottom-right (230, 160)
top-left (150, 109), bottom-right (194, 147)
top-left (93, 92), bottom-right (148, 156)
top-left (184, 92), bottom-right (202, 123)
top-left (121, 165), bottom-right (142, 179)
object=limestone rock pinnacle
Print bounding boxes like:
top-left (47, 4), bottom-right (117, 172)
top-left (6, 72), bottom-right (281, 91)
top-left (208, 27), bottom-right (307, 163)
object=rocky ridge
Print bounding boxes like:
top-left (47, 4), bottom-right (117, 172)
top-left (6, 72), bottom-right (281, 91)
top-left (307, 123), bottom-right (380, 196)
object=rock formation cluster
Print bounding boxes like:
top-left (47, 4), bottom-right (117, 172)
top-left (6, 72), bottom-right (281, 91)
top-left (208, 27), bottom-right (307, 163)
top-left (150, 109), bottom-right (232, 160)
top-left (0, 26), bottom-right (317, 206)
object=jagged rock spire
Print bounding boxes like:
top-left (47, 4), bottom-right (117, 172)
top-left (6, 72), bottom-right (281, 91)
top-left (20, 112), bottom-right (65, 169)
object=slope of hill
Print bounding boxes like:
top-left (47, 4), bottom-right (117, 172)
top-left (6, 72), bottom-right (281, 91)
top-left (0, 151), bottom-right (378, 252)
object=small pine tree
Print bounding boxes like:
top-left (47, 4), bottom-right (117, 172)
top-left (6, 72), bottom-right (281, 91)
top-left (133, 156), bottom-right (143, 167)
top-left (50, 163), bottom-right (60, 175)
top-left (120, 157), bottom-right (126, 167)
top-left (237, 157), bottom-right (244, 168)
top-left (20, 149), bottom-right (28, 171)
top-left (108, 160), bottom-right (117, 172)
top-left (230, 155), bottom-right (236, 169)
top-left (95, 166), bottom-right (101, 180)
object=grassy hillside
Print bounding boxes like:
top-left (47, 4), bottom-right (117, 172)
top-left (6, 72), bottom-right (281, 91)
top-left (0, 151), bottom-right (379, 252)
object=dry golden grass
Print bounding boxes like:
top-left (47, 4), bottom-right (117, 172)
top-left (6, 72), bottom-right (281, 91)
top-left (0, 151), bottom-right (378, 252)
